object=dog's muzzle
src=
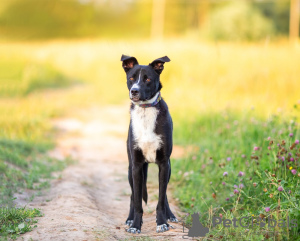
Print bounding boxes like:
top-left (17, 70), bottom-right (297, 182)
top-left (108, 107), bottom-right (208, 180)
top-left (130, 88), bottom-right (140, 101)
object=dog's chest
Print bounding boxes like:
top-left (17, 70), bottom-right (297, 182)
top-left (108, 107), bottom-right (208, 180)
top-left (131, 106), bottom-right (162, 163)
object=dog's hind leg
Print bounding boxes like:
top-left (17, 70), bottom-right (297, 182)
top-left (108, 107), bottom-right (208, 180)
top-left (125, 162), bottom-right (134, 226)
top-left (156, 161), bottom-right (171, 232)
top-left (165, 160), bottom-right (178, 222)
top-left (142, 162), bottom-right (148, 204)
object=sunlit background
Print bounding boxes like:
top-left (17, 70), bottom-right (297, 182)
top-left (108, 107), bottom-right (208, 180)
top-left (1, 1), bottom-right (300, 239)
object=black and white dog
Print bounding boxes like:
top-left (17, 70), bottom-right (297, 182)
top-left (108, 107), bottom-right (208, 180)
top-left (121, 55), bottom-right (178, 234)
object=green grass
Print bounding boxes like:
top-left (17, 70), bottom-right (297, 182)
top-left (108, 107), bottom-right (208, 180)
top-left (0, 59), bottom-right (76, 239)
top-left (171, 108), bottom-right (300, 240)
top-left (0, 207), bottom-right (42, 240)
top-left (0, 59), bottom-right (77, 97)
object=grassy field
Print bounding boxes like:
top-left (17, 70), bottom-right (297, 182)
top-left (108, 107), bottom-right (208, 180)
top-left (0, 39), bottom-right (299, 240)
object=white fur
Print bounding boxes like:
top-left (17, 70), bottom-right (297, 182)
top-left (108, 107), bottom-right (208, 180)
top-left (131, 105), bottom-right (162, 163)
top-left (129, 70), bottom-right (142, 99)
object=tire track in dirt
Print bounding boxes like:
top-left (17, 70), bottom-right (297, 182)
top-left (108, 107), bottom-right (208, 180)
top-left (17, 104), bottom-right (189, 241)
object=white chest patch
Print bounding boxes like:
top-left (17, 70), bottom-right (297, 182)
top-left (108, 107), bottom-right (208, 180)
top-left (131, 106), bottom-right (162, 163)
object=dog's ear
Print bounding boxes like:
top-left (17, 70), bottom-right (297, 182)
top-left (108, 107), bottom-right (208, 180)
top-left (121, 55), bottom-right (139, 73)
top-left (149, 56), bottom-right (170, 75)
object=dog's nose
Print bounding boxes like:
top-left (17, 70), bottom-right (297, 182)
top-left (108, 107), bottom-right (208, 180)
top-left (131, 88), bottom-right (139, 96)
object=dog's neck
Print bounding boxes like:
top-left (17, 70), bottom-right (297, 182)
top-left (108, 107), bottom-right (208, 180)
top-left (131, 92), bottom-right (161, 108)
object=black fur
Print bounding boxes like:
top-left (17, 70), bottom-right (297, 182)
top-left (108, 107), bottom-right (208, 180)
top-left (121, 55), bottom-right (177, 233)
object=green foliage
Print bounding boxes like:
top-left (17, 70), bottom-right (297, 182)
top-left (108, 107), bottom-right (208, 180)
top-left (253, 1), bottom-right (290, 36)
top-left (0, 0), bottom-right (151, 40)
top-left (0, 207), bottom-right (42, 240)
top-left (202, 1), bottom-right (274, 41)
top-left (172, 111), bottom-right (300, 239)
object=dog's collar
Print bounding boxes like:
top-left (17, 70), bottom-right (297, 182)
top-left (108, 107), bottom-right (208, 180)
top-left (131, 92), bottom-right (161, 108)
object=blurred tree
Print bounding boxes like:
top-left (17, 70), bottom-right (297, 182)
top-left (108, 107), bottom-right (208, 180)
top-left (201, 1), bottom-right (275, 41)
top-left (0, 0), bottom-right (151, 40)
top-left (0, 0), bottom-right (298, 41)
top-left (289, 0), bottom-right (300, 42)
top-left (253, 1), bottom-right (290, 36)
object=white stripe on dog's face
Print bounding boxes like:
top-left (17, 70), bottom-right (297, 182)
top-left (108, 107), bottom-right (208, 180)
top-left (129, 69), bottom-right (142, 99)
top-left (131, 70), bottom-right (142, 88)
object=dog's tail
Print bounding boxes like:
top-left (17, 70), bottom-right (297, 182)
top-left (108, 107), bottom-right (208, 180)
top-left (142, 162), bottom-right (148, 204)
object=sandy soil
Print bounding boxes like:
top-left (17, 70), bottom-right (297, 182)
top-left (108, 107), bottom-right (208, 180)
top-left (17, 104), bottom-right (190, 241)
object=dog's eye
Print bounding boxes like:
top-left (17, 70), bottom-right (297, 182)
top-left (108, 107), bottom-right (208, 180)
top-left (146, 78), bottom-right (151, 82)
top-left (129, 77), bottom-right (134, 81)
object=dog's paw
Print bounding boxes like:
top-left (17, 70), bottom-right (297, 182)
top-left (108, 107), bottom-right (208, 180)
top-left (156, 224), bottom-right (172, 233)
top-left (125, 220), bottom-right (133, 226)
top-left (126, 227), bottom-right (141, 234)
top-left (168, 217), bottom-right (178, 223)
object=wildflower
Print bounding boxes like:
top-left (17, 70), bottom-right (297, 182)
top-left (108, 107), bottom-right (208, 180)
top-left (290, 157), bottom-right (294, 162)
top-left (239, 184), bottom-right (244, 189)
top-left (234, 189), bottom-right (239, 194)
top-left (212, 193), bottom-right (216, 199)
top-left (253, 183), bottom-right (257, 187)
top-left (267, 137), bottom-right (271, 140)
top-left (288, 190), bottom-right (292, 194)
top-left (219, 214), bottom-right (223, 218)
top-left (263, 188), bottom-right (268, 192)
top-left (291, 169), bottom-right (297, 175)
top-left (289, 133), bottom-right (294, 137)
top-left (241, 154), bottom-right (246, 158)
top-left (296, 140), bottom-right (299, 145)
top-left (282, 156), bottom-right (285, 161)
top-left (192, 155), bottom-right (197, 160)
top-left (269, 193), bottom-right (274, 198)
top-left (210, 182), bottom-right (212, 185)
top-left (222, 182), bottom-right (226, 186)
top-left (268, 146), bottom-right (271, 150)
top-left (238, 171), bottom-right (244, 177)
top-left (226, 198), bottom-right (229, 201)
top-left (227, 157), bottom-right (231, 161)
top-left (278, 186), bottom-right (283, 192)
top-left (191, 204), bottom-right (194, 208)
top-left (289, 166), bottom-right (293, 170)
top-left (254, 146), bottom-right (259, 151)
top-left (191, 197), bottom-right (195, 201)
top-left (234, 185), bottom-right (238, 188)
top-left (230, 194), bottom-right (233, 197)
top-left (223, 172), bottom-right (228, 176)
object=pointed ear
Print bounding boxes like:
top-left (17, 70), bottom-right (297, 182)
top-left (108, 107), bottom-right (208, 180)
top-left (121, 54), bottom-right (138, 73)
top-left (149, 56), bottom-right (170, 75)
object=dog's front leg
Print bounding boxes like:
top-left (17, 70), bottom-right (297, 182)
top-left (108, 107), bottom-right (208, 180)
top-left (127, 160), bottom-right (143, 233)
top-left (156, 161), bottom-right (170, 232)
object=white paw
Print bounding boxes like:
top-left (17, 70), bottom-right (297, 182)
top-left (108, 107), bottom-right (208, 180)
top-left (126, 227), bottom-right (141, 234)
top-left (125, 220), bottom-right (133, 226)
top-left (156, 224), bottom-right (170, 233)
top-left (168, 217), bottom-right (178, 223)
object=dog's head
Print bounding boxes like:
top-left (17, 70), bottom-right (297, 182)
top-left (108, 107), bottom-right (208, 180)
top-left (121, 55), bottom-right (170, 102)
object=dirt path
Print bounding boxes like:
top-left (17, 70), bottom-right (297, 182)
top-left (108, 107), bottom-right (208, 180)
top-left (18, 104), bottom-right (189, 241)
